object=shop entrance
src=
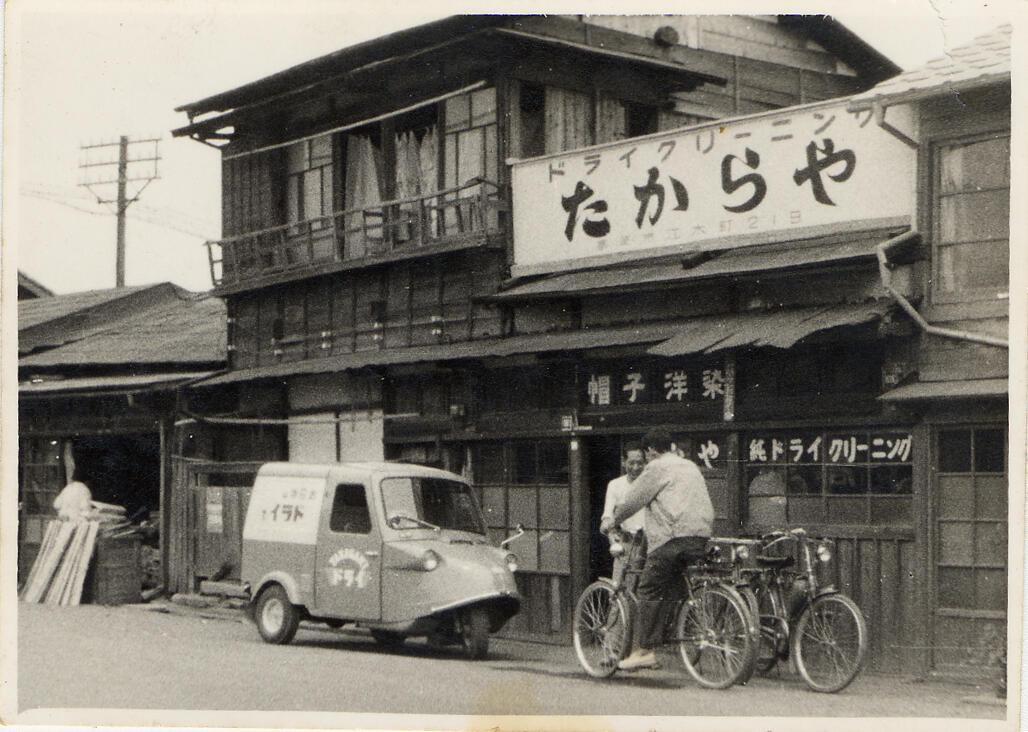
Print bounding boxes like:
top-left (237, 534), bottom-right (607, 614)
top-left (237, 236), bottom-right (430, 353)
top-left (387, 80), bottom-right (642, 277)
top-left (585, 435), bottom-right (624, 582)
top-left (72, 433), bottom-right (161, 521)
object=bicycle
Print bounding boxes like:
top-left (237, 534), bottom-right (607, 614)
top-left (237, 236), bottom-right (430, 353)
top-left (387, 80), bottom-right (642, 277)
top-left (572, 530), bottom-right (758, 689)
top-left (743, 528), bottom-right (869, 693)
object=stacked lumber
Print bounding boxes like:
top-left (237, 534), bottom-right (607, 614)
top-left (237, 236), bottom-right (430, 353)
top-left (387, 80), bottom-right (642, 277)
top-left (20, 502), bottom-right (137, 605)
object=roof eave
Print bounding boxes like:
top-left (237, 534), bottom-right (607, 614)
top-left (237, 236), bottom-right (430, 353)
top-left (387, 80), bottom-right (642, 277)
top-left (848, 72), bottom-right (1012, 111)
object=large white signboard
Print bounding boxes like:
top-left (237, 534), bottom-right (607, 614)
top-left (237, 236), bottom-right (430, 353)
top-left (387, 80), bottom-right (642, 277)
top-left (511, 99), bottom-right (915, 276)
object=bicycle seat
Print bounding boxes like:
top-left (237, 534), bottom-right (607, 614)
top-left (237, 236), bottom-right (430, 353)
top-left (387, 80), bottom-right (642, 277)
top-left (756, 554), bottom-right (794, 569)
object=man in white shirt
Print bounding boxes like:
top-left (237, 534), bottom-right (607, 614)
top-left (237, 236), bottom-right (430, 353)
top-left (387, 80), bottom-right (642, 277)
top-left (599, 441), bottom-right (646, 579)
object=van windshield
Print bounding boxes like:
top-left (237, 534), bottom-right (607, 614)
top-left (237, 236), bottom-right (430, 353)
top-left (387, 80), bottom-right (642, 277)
top-left (380, 477), bottom-right (486, 535)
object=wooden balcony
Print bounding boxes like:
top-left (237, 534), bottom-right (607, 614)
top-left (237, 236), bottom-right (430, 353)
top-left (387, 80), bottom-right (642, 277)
top-left (208, 179), bottom-right (507, 293)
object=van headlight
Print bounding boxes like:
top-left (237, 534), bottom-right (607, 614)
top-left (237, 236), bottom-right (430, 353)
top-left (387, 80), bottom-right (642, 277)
top-left (505, 553), bottom-right (519, 573)
top-left (421, 549), bottom-right (441, 571)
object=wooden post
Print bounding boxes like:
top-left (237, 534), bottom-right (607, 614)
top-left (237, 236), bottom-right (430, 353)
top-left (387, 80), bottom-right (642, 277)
top-left (568, 436), bottom-right (589, 607)
top-left (159, 418), bottom-right (172, 593)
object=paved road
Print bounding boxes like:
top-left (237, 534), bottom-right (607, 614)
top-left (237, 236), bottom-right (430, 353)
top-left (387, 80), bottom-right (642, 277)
top-left (13, 602), bottom-right (1006, 726)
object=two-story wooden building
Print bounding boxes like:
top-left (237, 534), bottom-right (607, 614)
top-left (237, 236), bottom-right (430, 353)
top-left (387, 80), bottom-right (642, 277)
top-left (170, 15), bottom-right (1010, 677)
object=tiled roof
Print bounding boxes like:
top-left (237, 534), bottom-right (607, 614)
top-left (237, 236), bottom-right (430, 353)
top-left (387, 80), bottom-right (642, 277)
top-left (850, 24), bottom-right (1011, 108)
top-left (19, 294), bottom-right (226, 367)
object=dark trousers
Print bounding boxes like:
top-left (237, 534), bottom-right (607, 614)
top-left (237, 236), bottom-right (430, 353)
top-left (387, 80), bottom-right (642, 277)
top-left (635, 535), bottom-right (708, 650)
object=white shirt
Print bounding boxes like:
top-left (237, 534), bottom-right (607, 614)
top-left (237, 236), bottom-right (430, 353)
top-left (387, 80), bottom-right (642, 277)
top-left (601, 475), bottom-right (646, 534)
top-left (54, 481), bottom-right (92, 521)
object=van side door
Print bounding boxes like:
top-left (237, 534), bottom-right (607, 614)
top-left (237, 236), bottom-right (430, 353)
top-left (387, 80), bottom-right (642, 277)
top-left (313, 481), bottom-right (382, 620)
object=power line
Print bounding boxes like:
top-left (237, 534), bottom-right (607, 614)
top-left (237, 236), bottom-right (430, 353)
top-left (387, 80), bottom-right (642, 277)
top-left (78, 136), bottom-right (161, 287)
top-left (21, 185), bottom-right (217, 240)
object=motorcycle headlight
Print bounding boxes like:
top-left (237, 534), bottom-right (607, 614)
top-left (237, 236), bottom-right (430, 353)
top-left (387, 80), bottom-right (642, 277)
top-left (421, 549), bottom-right (441, 571)
top-left (736, 545), bottom-right (750, 561)
top-left (609, 540), bottom-right (625, 558)
top-left (505, 553), bottom-right (519, 573)
top-left (816, 543), bottom-right (832, 563)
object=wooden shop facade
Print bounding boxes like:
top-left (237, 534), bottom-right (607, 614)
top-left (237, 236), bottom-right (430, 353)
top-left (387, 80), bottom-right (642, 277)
top-left (171, 16), bottom-right (1011, 676)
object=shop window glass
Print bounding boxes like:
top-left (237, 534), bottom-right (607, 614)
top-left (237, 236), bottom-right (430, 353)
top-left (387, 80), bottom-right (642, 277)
top-left (976, 476), bottom-right (1007, 519)
top-left (538, 487), bottom-right (570, 529)
top-left (934, 134), bottom-right (1010, 300)
top-left (329, 483), bottom-right (371, 534)
top-left (870, 497), bottom-right (911, 524)
top-left (974, 428), bottom-right (1005, 472)
top-left (869, 465), bottom-right (913, 494)
top-left (938, 430), bottom-right (972, 472)
top-left (745, 428), bottom-right (913, 528)
top-left (514, 443), bottom-right (536, 484)
top-left (481, 486), bottom-right (506, 528)
top-left (539, 530), bottom-right (570, 574)
top-left (513, 529), bottom-right (539, 571)
top-left (937, 475), bottom-right (974, 518)
top-left (975, 522), bottom-right (1006, 564)
top-left (538, 442), bottom-right (569, 483)
top-left (474, 443), bottom-right (506, 484)
top-left (938, 567), bottom-right (973, 608)
top-left (976, 570), bottom-right (1006, 611)
top-left (508, 486), bottom-right (537, 528)
top-left (939, 521), bottom-right (974, 564)
top-left (934, 425), bottom-right (1008, 615)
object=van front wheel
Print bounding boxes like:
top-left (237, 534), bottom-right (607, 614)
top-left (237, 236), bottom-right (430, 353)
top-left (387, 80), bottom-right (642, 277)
top-left (255, 585), bottom-right (299, 645)
top-left (459, 606), bottom-right (489, 659)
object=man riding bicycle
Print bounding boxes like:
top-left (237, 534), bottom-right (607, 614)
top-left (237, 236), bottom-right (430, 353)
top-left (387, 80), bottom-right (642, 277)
top-left (611, 427), bottom-right (714, 671)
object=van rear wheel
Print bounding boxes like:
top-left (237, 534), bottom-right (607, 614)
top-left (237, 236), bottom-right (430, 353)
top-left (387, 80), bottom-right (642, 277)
top-left (255, 585), bottom-right (299, 645)
top-left (459, 606), bottom-right (490, 659)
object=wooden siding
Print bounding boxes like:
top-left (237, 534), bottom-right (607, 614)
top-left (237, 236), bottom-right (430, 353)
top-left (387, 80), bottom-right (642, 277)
top-left (917, 332), bottom-right (1008, 382)
top-left (828, 532), bottom-right (925, 674)
top-left (227, 250), bottom-right (505, 368)
top-left (222, 149), bottom-right (282, 238)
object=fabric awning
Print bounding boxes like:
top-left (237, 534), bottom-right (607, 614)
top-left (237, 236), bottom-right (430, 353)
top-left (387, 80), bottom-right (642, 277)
top-left (493, 228), bottom-right (901, 302)
top-left (648, 301), bottom-right (894, 357)
top-left (878, 378), bottom-right (1007, 401)
top-left (19, 372), bottom-right (216, 396)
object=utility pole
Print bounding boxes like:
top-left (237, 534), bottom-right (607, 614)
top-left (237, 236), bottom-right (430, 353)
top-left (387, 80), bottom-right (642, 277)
top-left (79, 136), bottom-right (161, 288)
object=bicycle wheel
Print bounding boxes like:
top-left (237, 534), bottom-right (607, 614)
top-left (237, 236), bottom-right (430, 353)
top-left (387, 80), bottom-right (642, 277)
top-left (676, 583), bottom-right (756, 689)
top-left (734, 585), bottom-right (760, 684)
top-left (791, 593), bottom-right (868, 693)
top-left (573, 579), bottom-right (633, 678)
top-left (753, 584), bottom-right (785, 674)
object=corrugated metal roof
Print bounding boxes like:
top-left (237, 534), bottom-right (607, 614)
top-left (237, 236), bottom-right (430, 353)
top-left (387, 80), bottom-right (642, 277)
top-left (849, 24), bottom-right (1011, 109)
top-left (878, 378), bottom-right (1007, 401)
top-left (17, 284), bottom-right (155, 329)
top-left (17, 272), bottom-right (53, 299)
top-left (19, 372), bottom-right (216, 396)
top-left (647, 301), bottom-right (893, 357)
top-left (196, 321), bottom-right (684, 386)
top-left (494, 228), bottom-right (899, 301)
top-left (19, 295), bottom-right (226, 367)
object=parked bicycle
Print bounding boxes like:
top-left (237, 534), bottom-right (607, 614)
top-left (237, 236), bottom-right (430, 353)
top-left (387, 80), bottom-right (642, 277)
top-left (572, 530), bottom-right (758, 689)
top-left (742, 528), bottom-right (868, 693)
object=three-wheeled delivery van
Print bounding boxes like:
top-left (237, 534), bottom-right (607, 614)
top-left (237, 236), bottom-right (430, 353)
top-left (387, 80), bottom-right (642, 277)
top-left (241, 461), bottom-right (521, 659)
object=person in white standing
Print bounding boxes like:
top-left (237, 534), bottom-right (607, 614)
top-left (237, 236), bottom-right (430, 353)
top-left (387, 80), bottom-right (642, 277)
top-left (599, 441), bottom-right (647, 579)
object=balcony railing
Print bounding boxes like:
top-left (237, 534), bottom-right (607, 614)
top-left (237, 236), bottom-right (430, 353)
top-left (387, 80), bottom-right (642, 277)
top-left (208, 178), bottom-right (507, 289)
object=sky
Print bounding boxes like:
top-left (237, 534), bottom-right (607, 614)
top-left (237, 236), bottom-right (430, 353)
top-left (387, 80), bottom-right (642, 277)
top-left (4, 0), bottom-right (1018, 295)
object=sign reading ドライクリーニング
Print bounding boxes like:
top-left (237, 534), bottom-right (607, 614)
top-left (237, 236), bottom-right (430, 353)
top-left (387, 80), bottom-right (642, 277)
top-left (510, 99), bottom-right (915, 276)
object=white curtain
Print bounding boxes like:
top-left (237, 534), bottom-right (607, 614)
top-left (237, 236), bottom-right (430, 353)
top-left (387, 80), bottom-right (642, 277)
top-left (343, 134), bottom-right (383, 258)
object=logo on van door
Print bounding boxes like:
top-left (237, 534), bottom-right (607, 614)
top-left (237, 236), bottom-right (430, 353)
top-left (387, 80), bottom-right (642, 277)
top-left (327, 547), bottom-right (370, 589)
